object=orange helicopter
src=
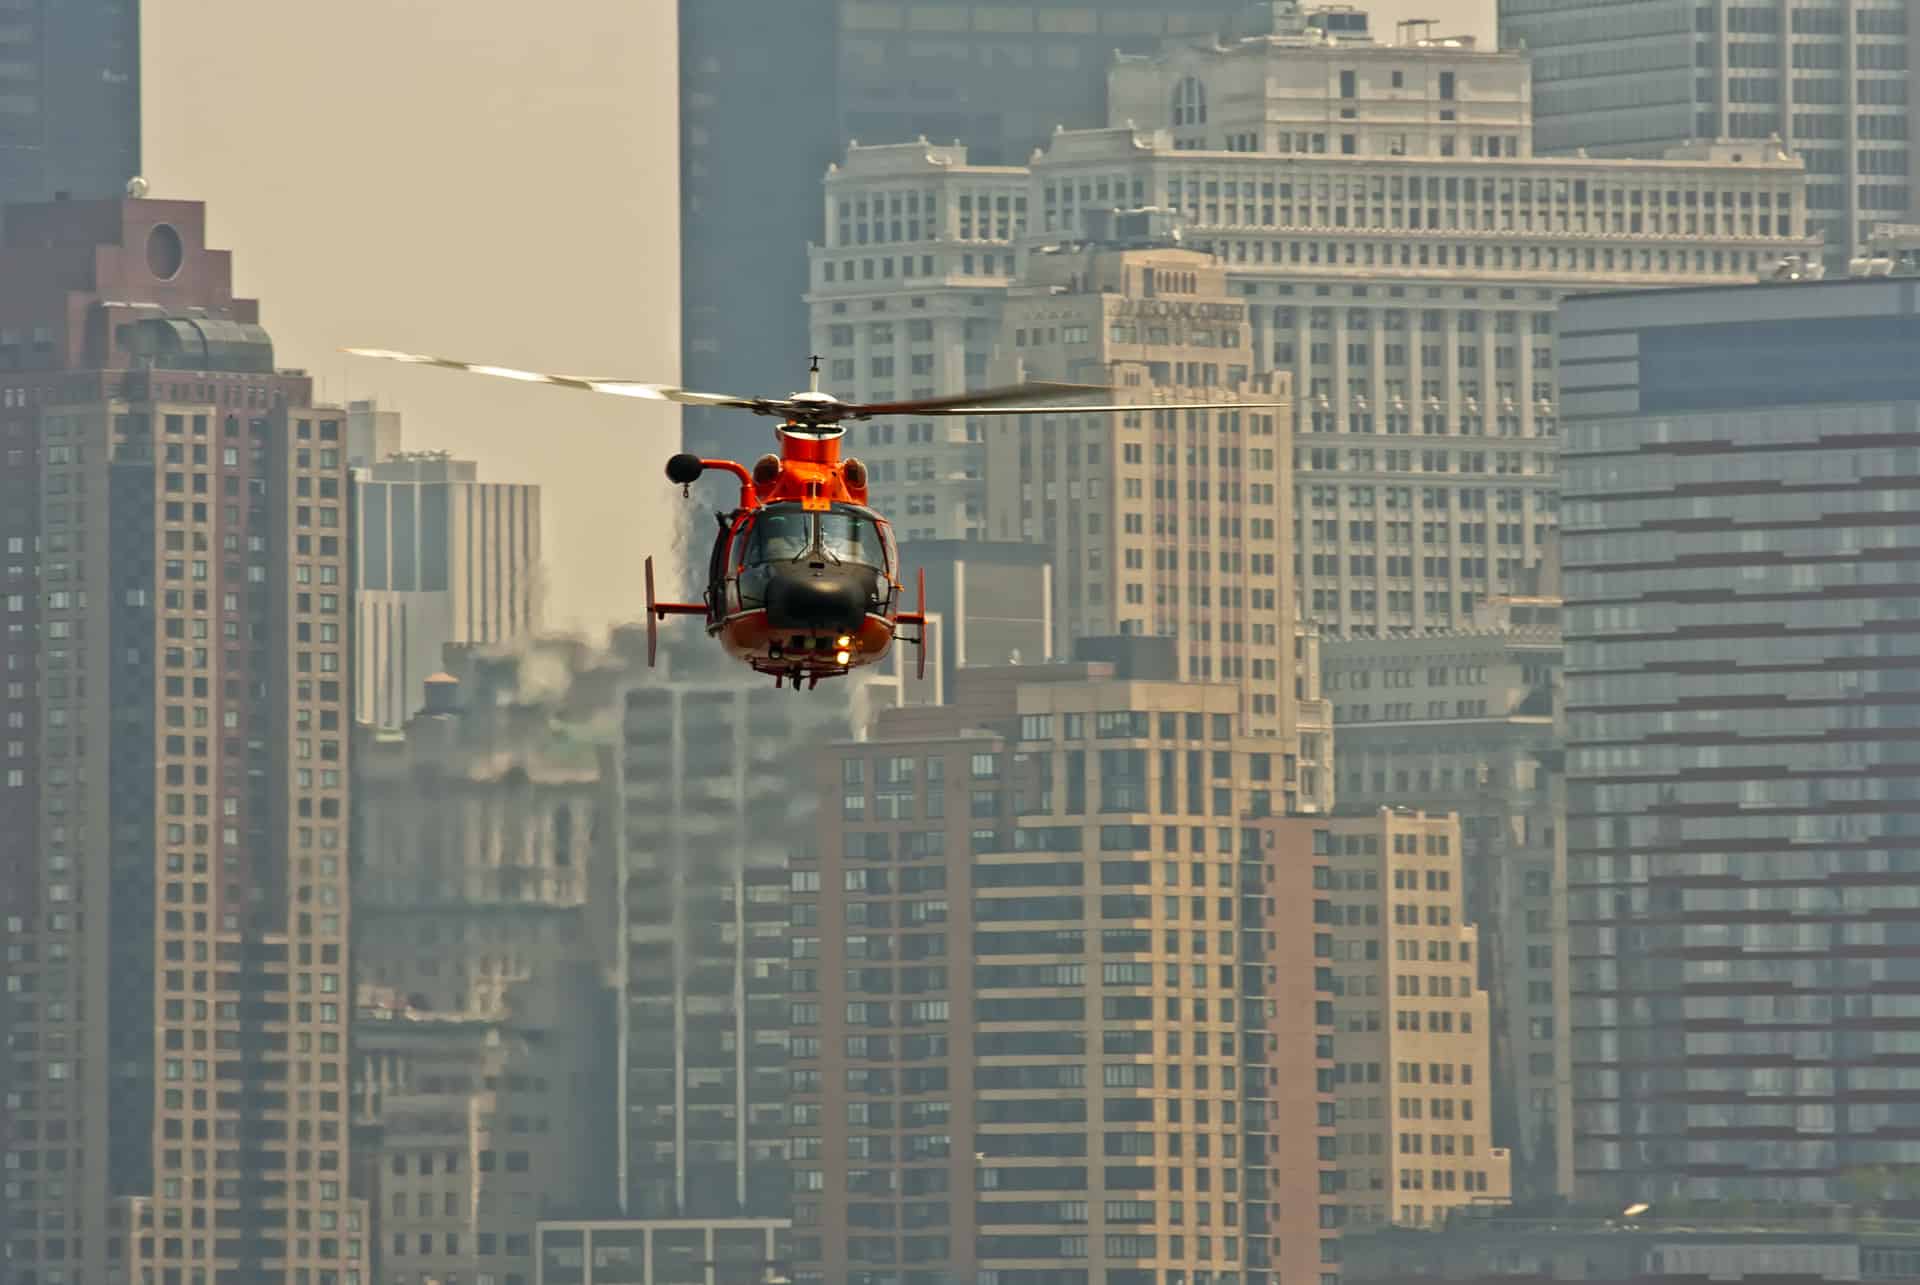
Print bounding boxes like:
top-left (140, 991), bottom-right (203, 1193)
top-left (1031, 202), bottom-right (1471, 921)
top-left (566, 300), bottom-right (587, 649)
top-left (346, 348), bottom-right (1285, 689)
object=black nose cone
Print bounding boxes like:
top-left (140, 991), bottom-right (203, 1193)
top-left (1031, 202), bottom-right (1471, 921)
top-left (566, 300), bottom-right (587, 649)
top-left (764, 565), bottom-right (871, 635)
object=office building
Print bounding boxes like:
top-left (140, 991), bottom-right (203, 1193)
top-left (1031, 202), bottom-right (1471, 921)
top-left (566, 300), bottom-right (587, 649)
top-left (353, 449), bottom-right (543, 728)
top-left (1558, 276), bottom-right (1920, 1204)
top-left (533, 1219), bottom-right (787, 1285)
top-left (790, 653), bottom-right (1340, 1285)
top-left (1033, 4), bottom-right (1818, 638)
top-left (1342, 1209), bottom-right (1920, 1283)
top-left (612, 628), bottom-right (876, 1227)
top-left (0, 196), bottom-right (366, 1281)
top-left (0, 1), bottom-right (140, 205)
top-left (982, 236), bottom-right (1335, 807)
top-left (1498, 0), bottom-right (1917, 264)
top-left (1325, 596), bottom-right (1569, 1200)
top-left (811, 4), bottom-right (1820, 640)
top-left (807, 140), bottom-right (1030, 541)
top-left (677, 0), bottom-right (838, 466)
top-left (897, 538), bottom-right (1056, 704)
top-left (345, 398), bottom-right (402, 469)
top-left (687, 0), bottom-right (1250, 467)
top-left (352, 653), bottom-right (622, 1284)
top-left (1321, 807), bottom-right (1512, 1229)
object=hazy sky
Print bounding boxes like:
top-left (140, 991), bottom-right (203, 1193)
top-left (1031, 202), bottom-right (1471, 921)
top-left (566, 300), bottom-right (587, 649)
top-left (144, 0), bottom-right (1493, 633)
top-left (1363, 0), bottom-right (1495, 44)
top-left (144, 0), bottom-right (684, 634)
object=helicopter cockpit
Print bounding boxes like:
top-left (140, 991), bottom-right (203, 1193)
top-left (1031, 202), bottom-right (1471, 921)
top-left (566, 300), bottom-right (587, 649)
top-left (727, 501), bottom-right (897, 621)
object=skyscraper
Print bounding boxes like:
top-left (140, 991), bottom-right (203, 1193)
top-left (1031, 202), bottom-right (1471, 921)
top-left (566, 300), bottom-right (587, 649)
top-left (1499, 0), bottom-right (1917, 264)
top-left (792, 654), bottom-right (1340, 1285)
top-left (0, 0), bottom-right (140, 205)
top-left (683, 1), bottom-right (1247, 465)
top-left (611, 629), bottom-right (881, 1226)
top-left (1039, 6), bottom-right (1816, 639)
top-left (352, 449), bottom-right (543, 728)
top-left (1559, 275), bottom-right (1920, 1204)
top-left (809, 4), bottom-right (1819, 641)
top-left (985, 234), bottom-right (1335, 799)
top-left (677, 0), bottom-right (838, 466)
top-left (0, 196), bottom-right (367, 1282)
top-left (1324, 596), bottom-right (1569, 1200)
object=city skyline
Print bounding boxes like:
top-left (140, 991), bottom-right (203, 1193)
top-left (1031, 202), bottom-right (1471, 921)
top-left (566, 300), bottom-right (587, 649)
top-left (8, 3), bottom-right (1920, 1285)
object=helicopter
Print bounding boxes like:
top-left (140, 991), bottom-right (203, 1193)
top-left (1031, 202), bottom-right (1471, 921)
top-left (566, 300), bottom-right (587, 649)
top-left (346, 347), bottom-right (1287, 690)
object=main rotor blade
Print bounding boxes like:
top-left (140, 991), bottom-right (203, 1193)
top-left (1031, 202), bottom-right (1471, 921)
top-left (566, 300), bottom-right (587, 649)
top-left (919, 399), bottom-right (1292, 417)
top-left (343, 348), bottom-right (765, 410)
top-left (844, 381), bottom-right (1111, 420)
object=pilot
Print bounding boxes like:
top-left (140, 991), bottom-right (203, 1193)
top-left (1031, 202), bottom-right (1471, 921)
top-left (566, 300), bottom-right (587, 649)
top-left (758, 513), bottom-right (811, 563)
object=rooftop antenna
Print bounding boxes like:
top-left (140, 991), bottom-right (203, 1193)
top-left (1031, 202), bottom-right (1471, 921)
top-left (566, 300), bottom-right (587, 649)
top-left (808, 354), bottom-right (822, 394)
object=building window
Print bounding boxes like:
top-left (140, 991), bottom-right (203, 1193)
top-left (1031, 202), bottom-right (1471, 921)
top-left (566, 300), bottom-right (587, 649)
top-left (1172, 76), bottom-right (1208, 127)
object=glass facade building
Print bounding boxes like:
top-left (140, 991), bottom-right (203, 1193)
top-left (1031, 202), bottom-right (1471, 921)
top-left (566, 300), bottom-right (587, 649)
top-left (1559, 277), bottom-right (1920, 1204)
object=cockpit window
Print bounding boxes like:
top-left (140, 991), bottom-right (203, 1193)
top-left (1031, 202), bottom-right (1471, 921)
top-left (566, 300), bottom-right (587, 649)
top-left (820, 509), bottom-right (887, 571)
top-left (742, 505), bottom-right (812, 567)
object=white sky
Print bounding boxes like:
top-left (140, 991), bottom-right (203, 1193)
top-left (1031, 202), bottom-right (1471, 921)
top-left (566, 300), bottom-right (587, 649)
top-left (144, 0), bottom-right (684, 634)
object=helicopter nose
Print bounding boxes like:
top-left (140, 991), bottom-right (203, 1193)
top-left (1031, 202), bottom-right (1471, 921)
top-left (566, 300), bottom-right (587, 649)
top-left (764, 564), bottom-right (871, 636)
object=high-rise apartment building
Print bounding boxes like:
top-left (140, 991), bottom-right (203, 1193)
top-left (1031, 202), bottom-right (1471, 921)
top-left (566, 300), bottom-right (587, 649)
top-left (791, 652), bottom-right (1341, 1285)
top-left (983, 236), bottom-right (1334, 802)
top-left (1559, 276), bottom-right (1920, 1204)
top-left (613, 629), bottom-right (879, 1227)
top-left (0, 197), bottom-right (367, 1282)
top-left (0, 1), bottom-right (140, 205)
top-left (352, 450), bottom-right (543, 728)
top-left (1324, 596), bottom-right (1569, 1200)
top-left (1498, 0), bottom-right (1917, 264)
top-left (1322, 808), bottom-right (1511, 1230)
top-left (352, 653), bottom-right (621, 1284)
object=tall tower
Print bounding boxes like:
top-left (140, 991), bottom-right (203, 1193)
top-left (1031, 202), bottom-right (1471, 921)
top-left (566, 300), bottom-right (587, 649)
top-left (985, 236), bottom-right (1333, 801)
top-left (611, 629), bottom-right (876, 1225)
top-left (1560, 276), bottom-right (1920, 1205)
top-left (792, 657), bottom-right (1343, 1285)
top-left (0, 0), bottom-right (140, 205)
top-left (0, 196), bottom-right (367, 1282)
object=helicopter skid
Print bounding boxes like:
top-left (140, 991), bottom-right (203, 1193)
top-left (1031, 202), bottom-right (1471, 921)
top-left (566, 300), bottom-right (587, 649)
top-left (714, 608), bottom-right (895, 685)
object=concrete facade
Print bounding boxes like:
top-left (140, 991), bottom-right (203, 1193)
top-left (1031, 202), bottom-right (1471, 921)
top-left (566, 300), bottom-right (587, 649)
top-left (792, 660), bottom-right (1342, 1285)
top-left (0, 196), bottom-right (366, 1283)
top-left (1325, 597), bottom-right (1569, 1202)
top-left (1322, 808), bottom-right (1514, 1229)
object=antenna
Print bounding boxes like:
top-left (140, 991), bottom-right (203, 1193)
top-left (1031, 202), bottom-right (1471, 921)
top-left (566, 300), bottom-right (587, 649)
top-left (808, 355), bottom-right (822, 394)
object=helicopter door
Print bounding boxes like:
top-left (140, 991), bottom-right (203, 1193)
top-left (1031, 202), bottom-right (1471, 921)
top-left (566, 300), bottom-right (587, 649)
top-left (707, 513), bottom-right (740, 617)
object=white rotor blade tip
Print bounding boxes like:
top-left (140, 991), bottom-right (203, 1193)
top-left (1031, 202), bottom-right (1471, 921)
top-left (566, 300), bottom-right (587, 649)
top-left (586, 382), bottom-right (669, 400)
top-left (467, 365), bottom-right (548, 382)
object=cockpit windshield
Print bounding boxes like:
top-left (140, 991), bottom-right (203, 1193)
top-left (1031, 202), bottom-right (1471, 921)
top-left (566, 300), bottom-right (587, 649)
top-left (820, 509), bottom-right (887, 571)
top-left (738, 503), bottom-right (892, 573)
top-left (742, 504), bottom-right (812, 567)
